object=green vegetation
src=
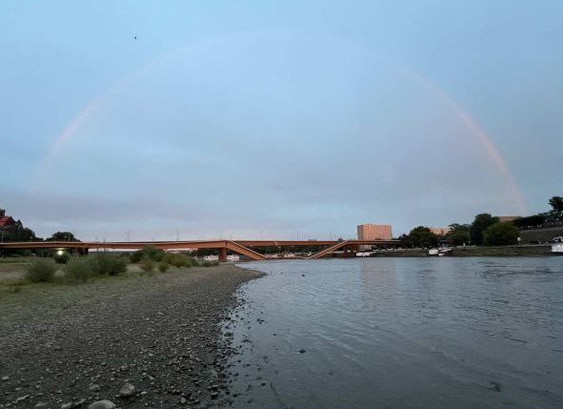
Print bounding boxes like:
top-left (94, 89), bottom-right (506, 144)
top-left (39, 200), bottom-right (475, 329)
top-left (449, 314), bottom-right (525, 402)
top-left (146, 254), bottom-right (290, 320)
top-left (399, 226), bottom-right (439, 248)
top-left (470, 213), bottom-right (499, 246)
top-left (93, 253), bottom-right (128, 276)
top-left (483, 222), bottom-right (519, 246)
top-left (446, 224), bottom-right (470, 246)
top-left (549, 196), bottom-right (563, 217)
top-left (130, 246), bottom-right (166, 263)
top-left (25, 259), bottom-right (56, 283)
top-left (158, 261), bottom-right (170, 273)
top-left (166, 253), bottom-right (196, 268)
top-left (54, 251), bottom-right (70, 264)
top-left (513, 215), bottom-right (545, 228)
top-left (140, 258), bottom-right (155, 273)
top-left (46, 231), bottom-right (80, 242)
top-left (64, 257), bottom-right (95, 282)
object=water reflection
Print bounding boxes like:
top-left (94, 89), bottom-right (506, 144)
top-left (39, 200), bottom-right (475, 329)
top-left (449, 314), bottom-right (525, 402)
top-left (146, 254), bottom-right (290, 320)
top-left (225, 258), bottom-right (563, 408)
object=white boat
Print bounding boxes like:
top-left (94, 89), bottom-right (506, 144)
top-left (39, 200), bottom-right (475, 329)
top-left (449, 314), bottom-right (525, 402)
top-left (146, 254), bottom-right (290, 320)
top-left (552, 237), bottom-right (563, 254)
top-left (429, 247), bottom-right (452, 257)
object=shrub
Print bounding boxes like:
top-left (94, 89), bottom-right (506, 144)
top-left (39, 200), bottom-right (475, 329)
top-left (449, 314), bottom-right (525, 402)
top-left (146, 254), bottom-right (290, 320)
top-left (64, 257), bottom-right (95, 282)
top-left (483, 222), bottom-right (519, 246)
top-left (158, 262), bottom-right (170, 273)
top-left (201, 260), bottom-right (218, 267)
top-left (94, 253), bottom-right (128, 276)
top-left (166, 253), bottom-right (195, 268)
top-left (130, 246), bottom-right (166, 263)
top-left (140, 258), bottom-right (155, 273)
top-left (25, 259), bottom-right (56, 283)
top-left (54, 251), bottom-right (70, 264)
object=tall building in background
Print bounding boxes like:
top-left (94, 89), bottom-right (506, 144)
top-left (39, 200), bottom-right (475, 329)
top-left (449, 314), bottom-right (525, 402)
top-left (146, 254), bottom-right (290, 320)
top-left (429, 227), bottom-right (451, 236)
top-left (357, 224), bottom-right (393, 240)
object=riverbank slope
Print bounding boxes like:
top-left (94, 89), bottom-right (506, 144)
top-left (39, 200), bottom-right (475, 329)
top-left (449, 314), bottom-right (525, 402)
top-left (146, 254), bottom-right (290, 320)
top-left (0, 265), bottom-right (262, 408)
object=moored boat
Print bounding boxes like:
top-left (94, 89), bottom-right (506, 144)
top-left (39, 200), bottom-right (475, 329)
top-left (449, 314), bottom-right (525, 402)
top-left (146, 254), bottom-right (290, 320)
top-left (552, 237), bottom-right (563, 254)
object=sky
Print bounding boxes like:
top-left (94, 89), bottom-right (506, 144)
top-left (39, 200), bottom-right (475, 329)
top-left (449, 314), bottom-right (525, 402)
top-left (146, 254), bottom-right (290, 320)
top-left (1, 0), bottom-right (562, 241)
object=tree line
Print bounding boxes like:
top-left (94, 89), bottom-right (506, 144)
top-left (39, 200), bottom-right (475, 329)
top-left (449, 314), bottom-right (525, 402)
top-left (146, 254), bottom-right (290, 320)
top-left (399, 195), bottom-right (562, 248)
top-left (0, 208), bottom-right (80, 243)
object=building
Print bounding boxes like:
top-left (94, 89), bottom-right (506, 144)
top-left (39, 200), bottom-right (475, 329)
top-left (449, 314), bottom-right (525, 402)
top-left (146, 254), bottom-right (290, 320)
top-left (0, 209), bottom-right (17, 242)
top-left (429, 227), bottom-right (451, 236)
top-left (497, 216), bottom-right (521, 223)
top-left (357, 224), bottom-right (393, 240)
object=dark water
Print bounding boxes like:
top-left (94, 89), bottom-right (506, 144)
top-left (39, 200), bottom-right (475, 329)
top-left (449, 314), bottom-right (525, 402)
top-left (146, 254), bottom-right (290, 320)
top-left (224, 257), bottom-right (563, 409)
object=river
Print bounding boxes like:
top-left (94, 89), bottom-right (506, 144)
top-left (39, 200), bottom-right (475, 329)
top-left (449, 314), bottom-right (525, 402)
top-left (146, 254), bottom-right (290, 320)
top-left (223, 257), bottom-right (563, 408)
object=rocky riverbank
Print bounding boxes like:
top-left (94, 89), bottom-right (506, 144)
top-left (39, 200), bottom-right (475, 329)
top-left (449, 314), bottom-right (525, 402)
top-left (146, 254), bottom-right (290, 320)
top-left (0, 265), bottom-right (263, 409)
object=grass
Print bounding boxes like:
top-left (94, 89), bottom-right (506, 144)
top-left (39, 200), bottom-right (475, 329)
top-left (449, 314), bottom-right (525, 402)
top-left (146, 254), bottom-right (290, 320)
top-left (64, 257), bottom-right (95, 283)
top-left (25, 259), bottom-right (56, 283)
top-left (0, 253), bottom-right (221, 299)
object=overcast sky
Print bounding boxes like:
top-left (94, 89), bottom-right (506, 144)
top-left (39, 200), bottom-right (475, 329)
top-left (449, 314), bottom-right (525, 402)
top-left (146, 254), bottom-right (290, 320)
top-left (1, 0), bottom-right (562, 241)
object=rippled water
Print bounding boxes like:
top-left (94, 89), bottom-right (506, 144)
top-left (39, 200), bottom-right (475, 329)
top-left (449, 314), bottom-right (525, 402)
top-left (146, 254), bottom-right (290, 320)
top-left (224, 257), bottom-right (563, 408)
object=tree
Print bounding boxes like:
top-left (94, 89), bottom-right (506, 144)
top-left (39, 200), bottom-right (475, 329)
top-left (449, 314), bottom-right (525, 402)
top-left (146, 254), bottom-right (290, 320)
top-left (470, 214), bottom-right (499, 246)
top-left (446, 223), bottom-right (471, 246)
top-left (11, 227), bottom-right (38, 242)
top-left (46, 231), bottom-right (80, 242)
top-left (401, 226), bottom-right (439, 248)
top-left (483, 222), bottom-right (519, 246)
top-left (549, 196), bottom-right (563, 216)
top-left (398, 233), bottom-right (412, 248)
top-left (513, 215), bottom-right (545, 228)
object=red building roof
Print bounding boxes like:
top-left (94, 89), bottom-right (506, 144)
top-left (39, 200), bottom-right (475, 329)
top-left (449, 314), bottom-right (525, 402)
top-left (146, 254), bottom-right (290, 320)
top-left (0, 216), bottom-right (16, 227)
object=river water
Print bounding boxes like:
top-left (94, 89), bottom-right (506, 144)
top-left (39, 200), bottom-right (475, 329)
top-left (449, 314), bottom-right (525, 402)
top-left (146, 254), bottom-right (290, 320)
top-left (223, 257), bottom-right (563, 408)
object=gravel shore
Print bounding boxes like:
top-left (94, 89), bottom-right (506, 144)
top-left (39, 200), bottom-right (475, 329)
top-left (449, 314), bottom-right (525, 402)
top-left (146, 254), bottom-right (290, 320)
top-left (0, 264), bottom-right (263, 409)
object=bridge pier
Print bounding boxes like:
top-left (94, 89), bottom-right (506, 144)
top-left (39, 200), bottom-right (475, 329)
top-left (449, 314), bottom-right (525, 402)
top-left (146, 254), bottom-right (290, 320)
top-left (219, 247), bottom-right (227, 262)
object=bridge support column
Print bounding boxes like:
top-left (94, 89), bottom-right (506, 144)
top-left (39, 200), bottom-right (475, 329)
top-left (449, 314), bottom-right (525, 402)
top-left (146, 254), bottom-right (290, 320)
top-left (219, 247), bottom-right (227, 262)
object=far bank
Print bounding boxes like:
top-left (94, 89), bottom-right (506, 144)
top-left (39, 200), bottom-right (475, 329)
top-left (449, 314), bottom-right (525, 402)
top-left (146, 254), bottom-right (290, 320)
top-left (370, 244), bottom-right (554, 257)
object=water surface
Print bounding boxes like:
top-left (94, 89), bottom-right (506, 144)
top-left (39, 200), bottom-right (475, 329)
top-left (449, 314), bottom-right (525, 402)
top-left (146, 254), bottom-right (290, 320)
top-left (225, 257), bottom-right (563, 408)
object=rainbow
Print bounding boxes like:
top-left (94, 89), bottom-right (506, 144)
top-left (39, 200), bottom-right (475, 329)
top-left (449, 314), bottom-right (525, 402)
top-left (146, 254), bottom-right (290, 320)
top-left (36, 35), bottom-right (528, 215)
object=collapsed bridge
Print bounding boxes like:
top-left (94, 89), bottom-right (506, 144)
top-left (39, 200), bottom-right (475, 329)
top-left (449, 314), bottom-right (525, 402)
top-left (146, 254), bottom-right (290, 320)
top-left (0, 239), bottom-right (398, 261)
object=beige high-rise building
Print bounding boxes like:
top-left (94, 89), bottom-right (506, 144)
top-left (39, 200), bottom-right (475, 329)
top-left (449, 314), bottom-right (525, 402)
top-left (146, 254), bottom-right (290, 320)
top-left (429, 227), bottom-right (451, 236)
top-left (357, 224), bottom-right (393, 240)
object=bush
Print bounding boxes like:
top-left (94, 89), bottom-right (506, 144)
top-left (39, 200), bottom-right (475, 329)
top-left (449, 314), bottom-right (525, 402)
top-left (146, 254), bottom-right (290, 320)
top-left (25, 259), bottom-right (56, 283)
top-left (94, 253), bottom-right (128, 276)
top-left (140, 258), bottom-right (155, 273)
top-left (130, 246), bottom-right (166, 263)
top-left (64, 257), bottom-right (95, 282)
top-left (166, 253), bottom-right (195, 268)
top-left (483, 222), bottom-right (519, 246)
top-left (158, 262), bottom-right (170, 273)
top-left (54, 251), bottom-right (70, 264)
top-left (200, 260), bottom-right (218, 267)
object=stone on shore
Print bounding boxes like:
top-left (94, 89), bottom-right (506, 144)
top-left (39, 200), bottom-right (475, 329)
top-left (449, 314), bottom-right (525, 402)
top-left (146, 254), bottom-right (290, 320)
top-left (87, 400), bottom-right (116, 409)
top-left (119, 382), bottom-right (136, 397)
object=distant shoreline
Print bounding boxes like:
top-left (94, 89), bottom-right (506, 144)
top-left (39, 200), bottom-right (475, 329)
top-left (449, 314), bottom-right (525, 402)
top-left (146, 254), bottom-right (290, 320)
top-left (371, 244), bottom-right (554, 257)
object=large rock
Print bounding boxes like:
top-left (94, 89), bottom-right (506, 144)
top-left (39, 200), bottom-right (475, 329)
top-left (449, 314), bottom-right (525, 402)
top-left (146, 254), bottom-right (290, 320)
top-left (87, 400), bottom-right (116, 409)
top-left (119, 382), bottom-right (136, 398)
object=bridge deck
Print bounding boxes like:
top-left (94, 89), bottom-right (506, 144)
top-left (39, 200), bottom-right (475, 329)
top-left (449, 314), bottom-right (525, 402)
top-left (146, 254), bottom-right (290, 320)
top-left (0, 239), bottom-right (398, 260)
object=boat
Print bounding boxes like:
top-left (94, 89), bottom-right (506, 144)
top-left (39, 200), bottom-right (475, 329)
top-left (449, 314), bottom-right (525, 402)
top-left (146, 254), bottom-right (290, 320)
top-left (428, 247), bottom-right (452, 257)
top-left (552, 237), bottom-right (563, 254)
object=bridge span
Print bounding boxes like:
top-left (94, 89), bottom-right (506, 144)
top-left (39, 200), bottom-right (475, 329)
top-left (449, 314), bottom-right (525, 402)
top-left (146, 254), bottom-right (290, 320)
top-left (0, 239), bottom-right (398, 261)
